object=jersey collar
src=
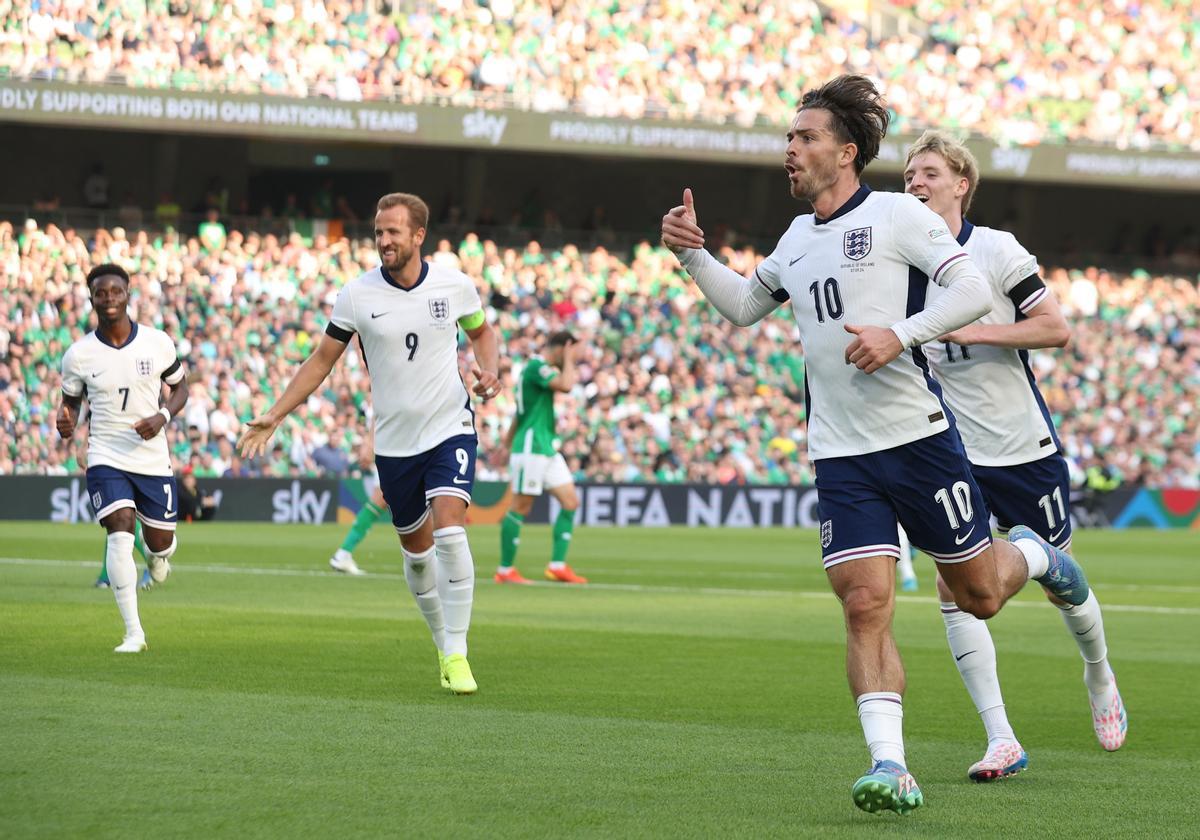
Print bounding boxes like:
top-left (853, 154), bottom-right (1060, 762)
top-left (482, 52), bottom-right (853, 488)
top-left (814, 184), bottom-right (871, 226)
top-left (380, 260), bottom-right (429, 292)
top-left (94, 322), bottom-right (138, 349)
top-left (957, 218), bottom-right (975, 246)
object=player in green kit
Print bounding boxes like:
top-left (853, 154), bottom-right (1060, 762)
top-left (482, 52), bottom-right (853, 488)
top-left (494, 331), bottom-right (587, 584)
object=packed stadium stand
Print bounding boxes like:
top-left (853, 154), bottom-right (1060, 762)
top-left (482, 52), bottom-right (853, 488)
top-left (3, 218), bottom-right (1196, 488)
top-left (3, 0), bottom-right (1197, 149)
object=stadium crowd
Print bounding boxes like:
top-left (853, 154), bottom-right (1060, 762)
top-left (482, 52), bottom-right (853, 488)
top-left (2, 0), bottom-right (1197, 150)
top-left (2, 218), bottom-right (1197, 489)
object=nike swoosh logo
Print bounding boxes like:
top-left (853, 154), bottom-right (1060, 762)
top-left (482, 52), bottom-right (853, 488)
top-left (91, 372), bottom-right (102, 378)
top-left (452, 477), bottom-right (470, 485)
top-left (1076, 623), bottom-right (1096, 636)
top-left (370, 311), bottom-right (389, 319)
top-left (1048, 524), bottom-right (1068, 543)
top-left (788, 253), bottom-right (807, 266)
top-left (955, 650), bottom-right (975, 661)
top-left (417, 587), bottom-right (436, 597)
top-left (954, 526), bottom-right (976, 546)
top-left (164, 511), bottom-right (176, 518)
top-left (448, 577), bottom-right (469, 583)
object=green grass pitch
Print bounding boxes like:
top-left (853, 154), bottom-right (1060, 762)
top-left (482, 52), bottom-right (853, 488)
top-left (1, 522), bottom-right (1197, 838)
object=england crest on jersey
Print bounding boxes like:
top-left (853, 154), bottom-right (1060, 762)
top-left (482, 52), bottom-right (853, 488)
top-left (820, 519), bottom-right (833, 548)
top-left (429, 298), bottom-right (450, 322)
top-left (136, 358), bottom-right (154, 376)
top-left (844, 227), bottom-right (872, 260)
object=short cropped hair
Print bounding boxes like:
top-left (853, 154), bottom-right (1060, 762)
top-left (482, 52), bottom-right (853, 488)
top-left (547, 330), bottom-right (575, 348)
top-left (86, 263), bottom-right (130, 288)
top-left (905, 129), bottom-right (981, 214)
top-left (376, 193), bottom-right (430, 231)
top-left (798, 74), bottom-right (891, 174)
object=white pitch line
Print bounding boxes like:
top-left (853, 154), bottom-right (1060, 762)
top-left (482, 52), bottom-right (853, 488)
top-left (1, 556), bottom-right (1197, 616)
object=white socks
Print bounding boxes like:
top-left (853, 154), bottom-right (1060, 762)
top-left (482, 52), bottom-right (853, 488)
top-left (1012, 537), bottom-right (1050, 579)
top-left (402, 546), bottom-right (445, 652)
top-left (1056, 591), bottom-right (1113, 696)
top-left (856, 692), bottom-right (906, 766)
top-left (896, 525), bottom-right (916, 584)
top-left (106, 531), bottom-right (143, 640)
top-left (433, 526), bottom-right (475, 658)
top-left (941, 602), bottom-right (1016, 747)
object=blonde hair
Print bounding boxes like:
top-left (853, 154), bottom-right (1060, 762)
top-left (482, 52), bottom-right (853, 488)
top-left (376, 193), bottom-right (430, 231)
top-left (905, 130), bottom-right (980, 215)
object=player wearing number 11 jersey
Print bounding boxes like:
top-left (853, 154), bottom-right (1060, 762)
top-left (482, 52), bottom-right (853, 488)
top-left (661, 74), bottom-right (1095, 816)
top-left (904, 130), bottom-right (1125, 776)
top-left (239, 193), bottom-right (501, 695)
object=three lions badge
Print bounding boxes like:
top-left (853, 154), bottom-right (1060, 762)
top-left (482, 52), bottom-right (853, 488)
top-left (843, 227), bottom-right (872, 261)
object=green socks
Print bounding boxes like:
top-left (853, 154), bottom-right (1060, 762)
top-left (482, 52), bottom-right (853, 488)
top-left (341, 501), bottom-right (384, 552)
top-left (552, 508), bottom-right (575, 565)
top-left (133, 520), bottom-right (147, 560)
top-left (500, 511), bottom-right (524, 568)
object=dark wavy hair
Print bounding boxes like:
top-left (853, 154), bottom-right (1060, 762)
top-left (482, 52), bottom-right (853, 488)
top-left (798, 75), bottom-right (891, 174)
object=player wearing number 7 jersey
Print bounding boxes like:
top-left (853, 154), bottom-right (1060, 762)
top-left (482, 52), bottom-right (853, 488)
top-left (58, 263), bottom-right (189, 653)
top-left (904, 130), bottom-right (1126, 776)
top-left (661, 75), bottom-right (1095, 816)
top-left (239, 193), bottom-right (501, 696)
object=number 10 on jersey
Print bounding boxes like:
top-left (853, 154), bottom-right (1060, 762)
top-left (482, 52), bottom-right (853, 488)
top-left (809, 278), bottom-right (844, 323)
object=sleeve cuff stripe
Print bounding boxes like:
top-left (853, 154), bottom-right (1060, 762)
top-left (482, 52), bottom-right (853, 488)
top-left (1018, 287), bottom-right (1048, 313)
top-left (931, 252), bottom-right (969, 283)
top-left (326, 323), bottom-right (354, 342)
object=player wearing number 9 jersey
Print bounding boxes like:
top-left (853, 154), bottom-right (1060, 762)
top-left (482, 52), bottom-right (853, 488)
top-left (661, 75), bottom-right (1095, 816)
top-left (238, 193), bottom-right (501, 695)
top-left (904, 130), bottom-right (1125, 775)
top-left (58, 263), bottom-right (189, 653)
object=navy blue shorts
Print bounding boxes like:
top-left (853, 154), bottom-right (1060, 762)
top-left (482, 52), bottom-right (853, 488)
top-left (972, 454), bottom-right (1073, 550)
top-left (375, 434), bottom-right (478, 534)
top-left (86, 465), bottom-right (178, 530)
top-left (815, 430), bottom-right (992, 569)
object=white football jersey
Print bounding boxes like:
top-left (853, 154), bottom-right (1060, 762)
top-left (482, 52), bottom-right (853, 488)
top-left (327, 261), bottom-right (483, 457)
top-left (923, 221), bottom-right (1059, 466)
top-left (60, 324), bottom-right (185, 476)
top-left (755, 187), bottom-right (975, 459)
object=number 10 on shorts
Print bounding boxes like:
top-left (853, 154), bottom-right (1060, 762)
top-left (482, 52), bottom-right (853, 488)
top-left (934, 481), bottom-right (974, 528)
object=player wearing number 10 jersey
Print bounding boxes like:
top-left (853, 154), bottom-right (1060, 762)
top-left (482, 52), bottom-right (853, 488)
top-left (239, 193), bottom-right (500, 696)
top-left (661, 75), bottom-right (1095, 816)
top-left (58, 263), bottom-right (189, 653)
top-left (904, 130), bottom-right (1125, 777)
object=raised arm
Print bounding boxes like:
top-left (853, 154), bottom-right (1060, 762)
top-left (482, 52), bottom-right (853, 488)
top-left (238, 333), bottom-right (349, 458)
top-left (548, 339), bottom-right (579, 393)
top-left (662, 189), bottom-right (782, 327)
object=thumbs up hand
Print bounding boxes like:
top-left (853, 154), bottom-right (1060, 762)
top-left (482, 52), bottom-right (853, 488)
top-left (661, 188), bottom-right (705, 254)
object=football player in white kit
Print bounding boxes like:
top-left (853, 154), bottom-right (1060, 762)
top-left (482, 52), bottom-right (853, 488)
top-left (903, 130), bottom-right (1126, 777)
top-left (661, 75), bottom-right (1094, 815)
top-left (239, 193), bottom-right (500, 696)
top-left (57, 264), bottom-right (188, 653)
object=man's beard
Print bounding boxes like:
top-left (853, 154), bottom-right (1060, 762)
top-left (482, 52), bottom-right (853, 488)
top-left (382, 246), bottom-right (410, 270)
top-left (791, 158), bottom-right (838, 203)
